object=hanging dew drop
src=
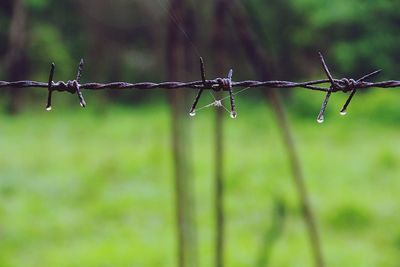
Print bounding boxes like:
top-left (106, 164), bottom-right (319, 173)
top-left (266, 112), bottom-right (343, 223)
top-left (340, 110), bottom-right (347, 116)
top-left (317, 116), bottom-right (324, 124)
top-left (46, 106), bottom-right (52, 111)
top-left (230, 111), bottom-right (237, 119)
top-left (189, 110), bottom-right (196, 117)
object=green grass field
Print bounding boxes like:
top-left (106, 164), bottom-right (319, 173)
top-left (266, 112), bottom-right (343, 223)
top-left (1, 89), bottom-right (400, 267)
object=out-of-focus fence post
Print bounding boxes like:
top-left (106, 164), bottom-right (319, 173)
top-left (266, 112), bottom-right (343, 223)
top-left (166, 0), bottom-right (198, 266)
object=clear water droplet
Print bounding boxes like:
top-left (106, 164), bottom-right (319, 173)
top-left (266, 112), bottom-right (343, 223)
top-left (340, 110), bottom-right (347, 116)
top-left (317, 115), bottom-right (324, 124)
top-left (189, 110), bottom-right (196, 117)
top-left (230, 111), bottom-right (237, 119)
top-left (46, 106), bottom-right (52, 111)
top-left (80, 102), bottom-right (85, 108)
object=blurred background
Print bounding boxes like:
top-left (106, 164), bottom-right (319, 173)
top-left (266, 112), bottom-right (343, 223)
top-left (0, 0), bottom-right (400, 266)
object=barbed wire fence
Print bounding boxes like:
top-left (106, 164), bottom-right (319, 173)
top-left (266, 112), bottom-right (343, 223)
top-left (1, 49), bottom-right (399, 267)
top-left (1, 53), bottom-right (399, 122)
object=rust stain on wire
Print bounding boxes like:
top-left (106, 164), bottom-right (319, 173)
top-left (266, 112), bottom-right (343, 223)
top-left (0, 54), bottom-right (399, 122)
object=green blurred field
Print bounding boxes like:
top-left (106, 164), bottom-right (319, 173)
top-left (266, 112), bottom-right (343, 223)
top-left (1, 90), bottom-right (400, 267)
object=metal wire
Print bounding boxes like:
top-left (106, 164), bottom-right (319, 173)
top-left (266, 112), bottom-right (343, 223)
top-left (0, 54), bottom-right (399, 121)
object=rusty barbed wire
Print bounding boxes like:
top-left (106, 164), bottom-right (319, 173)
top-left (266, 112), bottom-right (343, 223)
top-left (1, 53), bottom-right (399, 122)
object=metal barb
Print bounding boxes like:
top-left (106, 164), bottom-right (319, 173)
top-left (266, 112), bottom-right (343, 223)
top-left (317, 53), bottom-right (335, 123)
top-left (358, 69), bottom-right (382, 83)
top-left (200, 57), bottom-right (206, 84)
top-left (76, 58), bottom-right (84, 83)
top-left (226, 69), bottom-right (237, 118)
top-left (318, 52), bottom-right (335, 88)
top-left (189, 57), bottom-right (207, 116)
top-left (75, 59), bottom-right (86, 108)
top-left (340, 69), bottom-right (382, 115)
top-left (45, 63), bottom-right (55, 111)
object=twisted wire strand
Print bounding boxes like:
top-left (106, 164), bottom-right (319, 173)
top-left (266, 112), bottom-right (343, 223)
top-left (0, 54), bottom-right (399, 121)
top-left (1, 79), bottom-right (399, 92)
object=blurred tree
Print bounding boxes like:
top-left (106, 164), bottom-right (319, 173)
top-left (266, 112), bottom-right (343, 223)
top-left (292, 0), bottom-right (400, 78)
top-left (243, 0), bottom-right (305, 79)
top-left (211, 1), bottom-right (228, 267)
top-left (166, 0), bottom-right (198, 267)
top-left (0, 1), bottom-right (12, 62)
top-left (256, 199), bottom-right (286, 267)
top-left (3, 0), bottom-right (28, 114)
top-left (230, 2), bottom-right (325, 267)
top-left (77, 0), bottom-right (165, 103)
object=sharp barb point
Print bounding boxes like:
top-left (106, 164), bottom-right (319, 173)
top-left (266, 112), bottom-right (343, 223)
top-left (340, 89), bottom-right (357, 114)
top-left (76, 58), bottom-right (85, 83)
top-left (200, 57), bottom-right (206, 84)
top-left (227, 71), bottom-right (236, 118)
top-left (357, 69), bottom-right (382, 82)
top-left (318, 52), bottom-right (335, 86)
top-left (228, 69), bottom-right (233, 80)
top-left (46, 62), bottom-right (55, 110)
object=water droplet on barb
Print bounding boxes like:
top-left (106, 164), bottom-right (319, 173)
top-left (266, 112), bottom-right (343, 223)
top-left (189, 110), bottom-right (196, 117)
top-left (340, 110), bottom-right (347, 116)
top-left (230, 111), bottom-right (237, 119)
top-left (46, 106), bottom-right (52, 111)
top-left (317, 115), bottom-right (324, 124)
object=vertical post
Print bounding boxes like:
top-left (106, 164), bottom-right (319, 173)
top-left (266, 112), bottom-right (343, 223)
top-left (212, 1), bottom-right (229, 267)
top-left (229, 3), bottom-right (325, 267)
top-left (166, 1), bottom-right (186, 266)
top-left (4, 0), bottom-right (28, 114)
top-left (183, 4), bottom-right (199, 267)
top-left (166, 0), bottom-right (197, 267)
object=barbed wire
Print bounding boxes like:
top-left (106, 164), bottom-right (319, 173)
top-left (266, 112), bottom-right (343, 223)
top-left (1, 53), bottom-right (399, 122)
